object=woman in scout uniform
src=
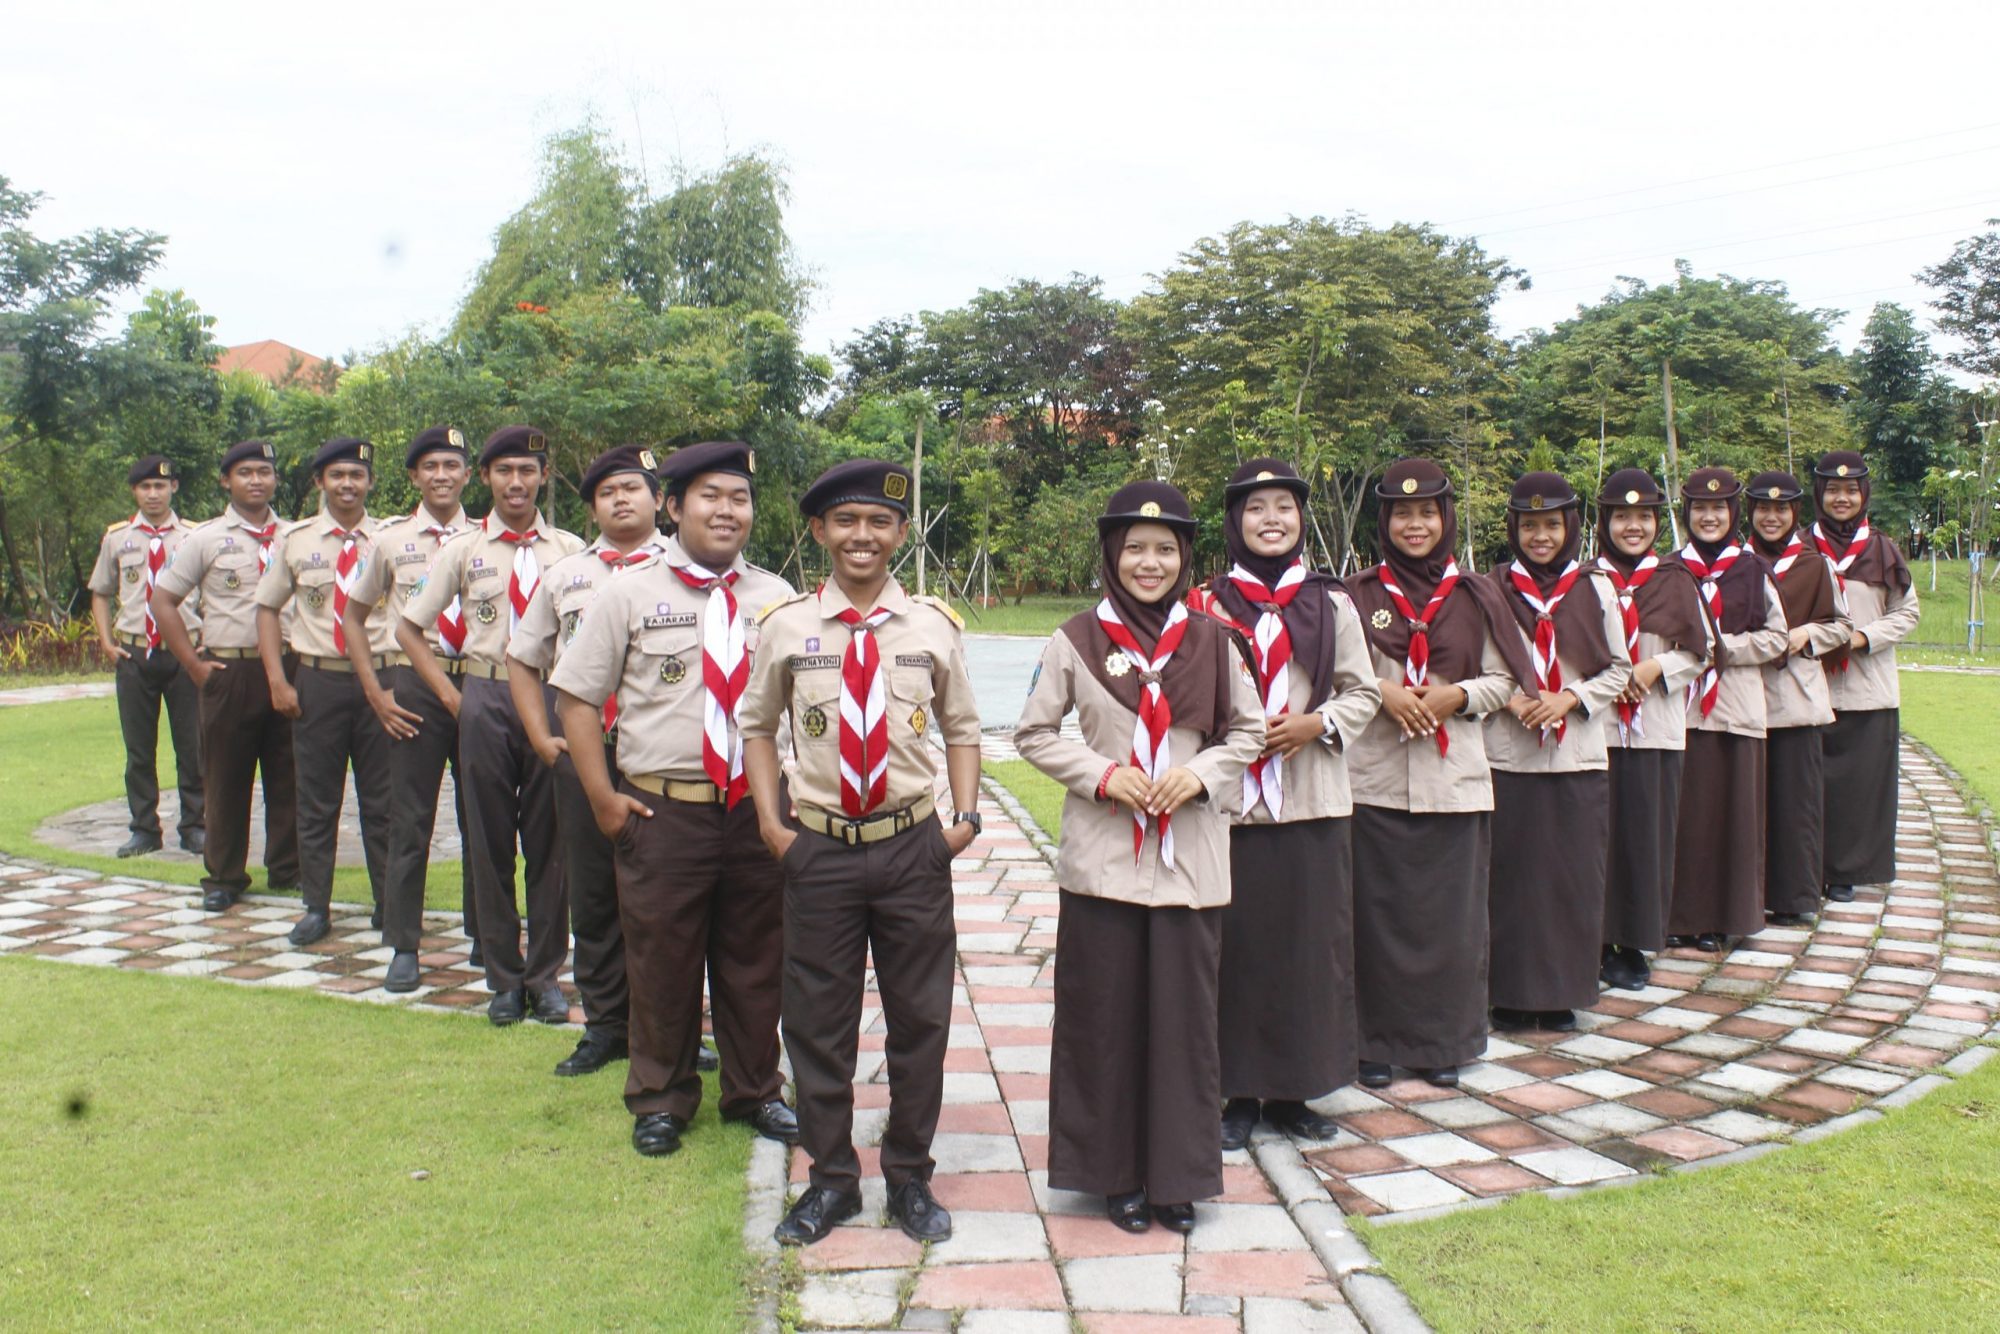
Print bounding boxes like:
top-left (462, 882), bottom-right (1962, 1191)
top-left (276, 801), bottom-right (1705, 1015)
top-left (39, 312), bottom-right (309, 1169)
top-left (1744, 470), bottom-right (1851, 926)
top-left (1808, 451), bottom-right (1919, 903)
top-left (1669, 467), bottom-right (1789, 952)
top-left (1015, 481), bottom-right (1264, 1235)
top-left (1347, 460), bottom-right (1535, 1085)
top-left (1594, 469), bottom-right (1711, 991)
top-left (1483, 473), bottom-right (1631, 1033)
top-left (1187, 459), bottom-right (1380, 1151)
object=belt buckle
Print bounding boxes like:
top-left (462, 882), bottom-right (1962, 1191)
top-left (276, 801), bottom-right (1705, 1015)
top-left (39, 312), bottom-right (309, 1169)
top-left (839, 819), bottom-right (864, 847)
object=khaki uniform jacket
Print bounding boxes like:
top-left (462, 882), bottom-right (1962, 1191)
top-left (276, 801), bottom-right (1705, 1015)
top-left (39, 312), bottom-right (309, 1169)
top-left (549, 535), bottom-right (796, 781)
top-left (154, 507), bottom-right (299, 651)
top-left (1230, 590), bottom-right (1382, 824)
top-left (88, 514), bottom-right (201, 641)
top-left (1828, 579), bottom-right (1919, 713)
top-left (738, 579), bottom-right (981, 816)
top-left (1348, 635), bottom-right (1520, 816)
top-left (1483, 573), bottom-right (1633, 774)
top-left (506, 533), bottom-right (668, 675)
top-left (255, 510), bottom-right (395, 658)
top-left (1688, 578), bottom-right (1789, 738)
top-left (400, 513), bottom-right (585, 666)
top-left (346, 507), bottom-right (471, 650)
top-left (1013, 628), bottom-right (1265, 909)
top-left (1762, 554), bottom-right (1851, 731)
top-left (1607, 628), bottom-right (1709, 753)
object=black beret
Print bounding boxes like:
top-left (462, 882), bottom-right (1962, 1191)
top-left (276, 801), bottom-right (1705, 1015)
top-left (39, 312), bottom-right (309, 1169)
top-left (1813, 450), bottom-right (1869, 481)
top-left (800, 458), bottom-right (913, 518)
top-left (312, 436), bottom-right (374, 473)
top-left (128, 455), bottom-right (177, 486)
top-left (1225, 457), bottom-right (1309, 502)
top-left (405, 425), bottom-right (469, 469)
top-left (1375, 458), bottom-right (1452, 501)
top-left (220, 440), bottom-right (278, 474)
top-left (580, 444), bottom-right (663, 503)
top-left (1507, 471), bottom-right (1579, 513)
top-left (479, 425), bottom-right (550, 468)
top-left (1744, 470), bottom-right (1806, 504)
top-left (1681, 466), bottom-right (1742, 500)
top-left (1097, 480), bottom-right (1197, 537)
top-left (1596, 468), bottom-right (1669, 508)
top-left (660, 440), bottom-right (757, 495)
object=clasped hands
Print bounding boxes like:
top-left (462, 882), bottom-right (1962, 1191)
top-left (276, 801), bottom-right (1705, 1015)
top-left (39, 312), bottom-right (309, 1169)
top-left (1378, 680), bottom-right (1467, 741)
top-left (1102, 765), bottom-right (1204, 817)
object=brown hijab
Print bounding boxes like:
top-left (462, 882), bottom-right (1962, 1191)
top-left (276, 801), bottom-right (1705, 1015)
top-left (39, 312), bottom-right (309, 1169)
top-left (1745, 473), bottom-right (1841, 642)
top-left (1199, 458), bottom-right (1342, 712)
top-left (1680, 468), bottom-right (1770, 636)
top-left (1492, 473), bottom-right (1615, 679)
top-left (1594, 469), bottom-right (1708, 654)
top-left (1810, 451), bottom-right (1913, 594)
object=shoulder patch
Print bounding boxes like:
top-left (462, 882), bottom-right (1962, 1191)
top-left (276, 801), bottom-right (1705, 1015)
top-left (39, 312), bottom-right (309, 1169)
top-left (105, 518), bottom-right (130, 534)
top-left (758, 590), bottom-right (812, 624)
top-left (913, 594), bottom-right (964, 630)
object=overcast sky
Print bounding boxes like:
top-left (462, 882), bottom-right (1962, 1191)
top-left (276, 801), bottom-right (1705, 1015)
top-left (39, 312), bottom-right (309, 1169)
top-left (9, 0), bottom-right (1997, 373)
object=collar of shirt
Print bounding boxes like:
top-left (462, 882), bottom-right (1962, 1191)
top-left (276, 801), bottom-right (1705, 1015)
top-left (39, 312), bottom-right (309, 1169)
top-left (223, 505), bottom-right (278, 532)
top-left (816, 576), bottom-right (910, 621)
top-left (311, 509), bottom-right (372, 538)
top-left (661, 532), bottom-right (748, 577)
top-left (482, 511), bottom-right (550, 541)
top-left (585, 531), bottom-right (667, 560)
top-left (414, 506), bottom-right (469, 531)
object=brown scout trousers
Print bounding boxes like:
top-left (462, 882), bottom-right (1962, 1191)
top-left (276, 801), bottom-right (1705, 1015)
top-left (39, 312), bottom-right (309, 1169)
top-left (377, 664), bottom-right (475, 954)
top-left (290, 664), bottom-right (393, 914)
top-left (554, 744), bottom-right (628, 1044)
top-left (114, 646), bottom-right (204, 841)
top-left (197, 652), bottom-right (300, 897)
top-left (457, 675), bottom-right (567, 995)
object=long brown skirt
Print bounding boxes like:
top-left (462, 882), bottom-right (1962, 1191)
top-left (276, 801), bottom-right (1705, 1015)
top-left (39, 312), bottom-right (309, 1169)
top-left (1489, 770), bottom-right (1610, 1011)
top-left (1603, 748), bottom-right (1684, 951)
top-left (1822, 707), bottom-right (1900, 887)
top-left (1670, 730), bottom-right (1767, 937)
top-left (1050, 890), bottom-right (1223, 1203)
top-left (1220, 818), bottom-right (1356, 1100)
top-left (1765, 725), bottom-right (1826, 915)
top-left (1352, 805), bottom-right (1490, 1069)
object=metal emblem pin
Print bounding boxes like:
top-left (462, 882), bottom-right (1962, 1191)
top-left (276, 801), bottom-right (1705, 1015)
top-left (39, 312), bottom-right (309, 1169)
top-left (1835, 464), bottom-right (1849, 477)
top-left (802, 704), bottom-right (828, 738)
top-left (1138, 501), bottom-right (1162, 518)
top-left (1768, 486), bottom-right (1783, 499)
top-left (1105, 652), bottom-right (1132, 677)
top-left (911, 706), bottom-right (927, 735)
top-left (659, 656), bottom-right (686, 684)
top-left (1370, 608), bottom-right (1393, 630)
top-left (1624, 489), bottom-right (1640, 504)
top-left (883, 473), bottom-right (909, 501)
top-left (1530, 495), bottom-right (1544, 510)
top-left (1706, 478), bottom-right (1721, 492)
top-left (223, 572), bottom-right (240, 589)
top-left (1255, 470), bottom-right (1274, 481)
top-left (639, 449), bottom-right (657, 470)
top-left (475, 601), bottom-right (498, 624)
top-left (1401, 477), bottom-right (1419, 494)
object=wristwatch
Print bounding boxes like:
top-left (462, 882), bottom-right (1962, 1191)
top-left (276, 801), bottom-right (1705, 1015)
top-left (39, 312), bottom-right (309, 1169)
top-left (953, 810), bottom-right (984, 836)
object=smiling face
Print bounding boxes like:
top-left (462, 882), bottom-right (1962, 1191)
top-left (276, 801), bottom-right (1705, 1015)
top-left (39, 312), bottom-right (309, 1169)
top-left (317, 460), bottom-right (373, 522)
top-left (1820, 478), bottom-right (1865, 523)
top-left (666, 471), bottom-right (754, 569)
top-left (482, 457), bottom-right (545, 527)
top-left (408, 452), bottom-right (469, 518)
top-left (591, 472), bottom-right (663, 547)
top-left (131, 477), bottom-right (178, 523)
top-left (1750, 499), bottom-right (1796, 546)
top-left (1239, 487), bottom-right (1301, 559)
top-left (1515, 510), bottom-right (1568, 565)
top-left (1607, 505), bottom-right (1658, 558)
top-left (1387, 498), bottom-right (1444, 560)
top-left (810, 502), bottom-right (908, 588)
top-left (1688, 498), bottom-right (1734, 543)
top-left (1116, 521), bottom-right (1184, 604)
top-left (221, 460), bottom-right (277, 514)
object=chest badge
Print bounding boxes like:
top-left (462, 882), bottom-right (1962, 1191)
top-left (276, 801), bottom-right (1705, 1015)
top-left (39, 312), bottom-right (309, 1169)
top-left (123, 567), bottom-right (140, 583)
top-left (659, 655), bottom-right (686, 684)
top-left (802, 704), bottom-right (828, 738)
top-left (1105, 652), bottom-right (1132, 678)
top-left (910, 706), bottom-right (928, 736)
top-left (475, 601), bottom-right (498, 625)
top-left (223, 571), bottom-right (241, 590)
top-left (805, 636), bottom-right (821, 653)
top-left (1371, 608), bottom-right (1393, 630)
top-left (304, 589), bottom-right (325, 610)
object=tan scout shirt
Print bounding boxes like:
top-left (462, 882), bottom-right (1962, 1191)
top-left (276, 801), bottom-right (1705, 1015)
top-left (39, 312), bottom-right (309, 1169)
top-left (256, 510), bottom-right (394, 658)
top-left (738, 579), bottom-right (981, 815)
top-left (1607, 629), bottom-right (1709, 753)
top-left (154, 506), bottom-right (298, 651)
top-left (1828, 578), bottom-right (1919, 713)
top-left (88, 514), bottom-right (201, 641)
top-left (1483, 575), bottom-right (1633, 774)
top-left (1762, 555), bottom-right (1851, 731)
top-left (347, 507), bottom-right (470, 649)
top-left (400, 512), bottom-right (585, 666)
top-left (549, 535), bottom-right (796, 780)
top-left (1689, 578), bottom-right (1789, 738)
top-left (1231, 590), bottom-right (1382, 825)
top-left (1014, 629), bottom-right (1265, 909)
top-left (1348, 635), bottom-right (1519, 815)
top-left (506, 534), bottom-right (668, 674)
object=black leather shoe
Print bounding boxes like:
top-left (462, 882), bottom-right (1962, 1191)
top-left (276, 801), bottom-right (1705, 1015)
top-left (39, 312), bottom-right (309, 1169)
top-left (287, 911), bottom-right (330, 947)
top-left (1358, 1061), bottom-right (1393, 1089)
top-left (1768, 911), bottom-right (1815, 927)
top-left (775, 1185), bottom-right (863, 1245)
top-left (179, 829), bottom-right (205, 855)
top-left (696, 1043), bottom-right (719, 1072)
top-left (632, 1111), bottom-right (687, 1157)
top-left (887, 1178), bottom-right (953, 1243)
top-left (722, 1099), bottom-right (799, 1144)
top-left (466, 940), bottom-right (484, 970)
top-left (117, 833), bottom-right (163, 859)
top-left (1539, 1009), bottom-right (1578, 1032)
top-left (200, 886), bottom-right (238, 913)
top-left (1263, 1100), bottom-right (1338, 1142)
top-left (1490, 1006), bottom-right (1537, 1032)
top-left (1824, 884), bottom-right (1856, 903)
top-left (1600, 944), bottom-right (1647, 991)
top-left (1152, 1202), bottom-right (1196, 1234)
top-left (1664, 935), bottom-right (1696, 949)
top-left (1693, 933), bottom-right (1727, 954)
top-left (384, 952), bottom-right (421, 993)
top-left (530, 985), bottom-right (570, 1024)
top-left (1219, 1098), bottom-right (1260, 1151)
top-left (554, 1035), bottom-right (628, 1077)
top-left (488, 989), bottom-right (525, 1026)
top-left (1106, 1189), bottom-right (1150, 1233)
top-left (1422, 1066), bottom-right (1460, 1088)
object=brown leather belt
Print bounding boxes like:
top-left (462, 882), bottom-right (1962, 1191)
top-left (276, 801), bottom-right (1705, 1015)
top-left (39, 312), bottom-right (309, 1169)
top-left (795, 795), bottom-right (937, 847)
top-left (626, 775), bottom-right (726, 804)
top-left (298, 653), bottom-right (384, 674)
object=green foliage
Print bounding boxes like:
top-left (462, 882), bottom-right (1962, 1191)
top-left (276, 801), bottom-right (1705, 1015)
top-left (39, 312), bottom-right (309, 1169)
top-left (1918, 220), bottom-right (2000, 380)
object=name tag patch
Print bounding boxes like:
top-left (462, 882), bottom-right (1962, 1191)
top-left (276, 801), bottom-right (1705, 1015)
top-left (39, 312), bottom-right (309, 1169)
top-left (394, 552), bottom-right (427, 566)
top-left (789, 654), bottom-right (844, 671)
top-left (467, 564), bottom-right (501, 581)
top-left (894, 653), bottom-right (933, 669)
top-left (642, 613), bottom-right (697, 629)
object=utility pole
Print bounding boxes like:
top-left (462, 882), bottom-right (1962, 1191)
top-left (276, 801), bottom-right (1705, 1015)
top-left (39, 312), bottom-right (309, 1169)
top-left (1661, 357), bottom-right (1681, 489)
top-left (911, 413), bottom-right (926, 597)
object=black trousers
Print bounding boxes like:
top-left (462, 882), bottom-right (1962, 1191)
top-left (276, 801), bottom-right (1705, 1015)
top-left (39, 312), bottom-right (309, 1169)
top-left (554, 746), bottom-right (627, 1043)
top-left (378, 665), bottom-right (473, 953)
top-left (291, 664), bottom-right (392, 915)
top-left (115, 648), bottom-right (204, 840)
top-left (1822, 707), bottom-right (1900, 887)
top-left (197, 654), bottom-right (299, 897)
top-left (457, 675), bottom-right (566, 994)
top-left (1765, 725), bottom-right (1826, 916)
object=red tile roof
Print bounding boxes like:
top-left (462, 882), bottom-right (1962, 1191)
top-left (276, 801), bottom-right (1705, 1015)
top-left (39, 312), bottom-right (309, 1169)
top-left (214, 341), bottom-right (336, 390)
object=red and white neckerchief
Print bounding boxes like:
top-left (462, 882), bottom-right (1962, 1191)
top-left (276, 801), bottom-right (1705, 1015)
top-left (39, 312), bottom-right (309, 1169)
top-left (421, 517), bottom-right (466, 658)
top-left (1507, 559), bottom-right (1581, 745)
top-left (1226, 560), bottom-right (1306, 819)
top-left (329, 524), bottom-right (362, 655)
top-left (1679, 542), bottom-right (1741, 718)
top-left (133, 515), bottom-right (174, 654)
top-left (833, 598), bottom-right (896, 817)
top-left (493, 520), bottom-right (542, 638)
top-left (1378, 560), bottom-right (1461, 756)
top-left (1810, 519), bottom-right (1870, 592)
top-left (235, 514), bottom-right (278, 574)
top-left (1769, 531), bottom-right (1806, 582)
top-left (1595, 554), bottom-right (1655, 743)
top-left (1097, 597), bottom-right (1192, 868)
top-left (670, 560), bottom-right (749, 806)
top-left (586, 546), bottom-right (657, 731)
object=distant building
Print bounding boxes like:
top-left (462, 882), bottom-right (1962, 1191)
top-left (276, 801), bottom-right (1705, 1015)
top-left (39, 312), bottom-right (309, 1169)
top-left (215, 340), bottom-right (337, 390)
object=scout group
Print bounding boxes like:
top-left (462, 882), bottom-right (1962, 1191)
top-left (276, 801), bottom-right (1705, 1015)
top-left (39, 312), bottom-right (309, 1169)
top-left (92, 427), bottom-right (1913, 1244)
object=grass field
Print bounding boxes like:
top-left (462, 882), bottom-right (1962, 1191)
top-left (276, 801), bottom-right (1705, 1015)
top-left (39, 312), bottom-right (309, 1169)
top-left (982, 759), bottom-right (1067, 838)
top-left (947, 594), bottom-right (1096, 638)
top-left (1902, 557), bottom-right (1996, 661)
top-left (1900, 670), bottom-right (2000, 814)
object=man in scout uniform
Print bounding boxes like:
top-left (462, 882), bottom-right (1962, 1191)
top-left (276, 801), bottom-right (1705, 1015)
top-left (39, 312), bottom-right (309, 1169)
top-left (505, 443), bottom-right (667, 1077)
top-left (551, 440), bottom-right (799, 1156)
top-left (89, 454), bottom-right (205, 858)
top-left (152, 439), bottom-right (301, 912)
top-left (254, 436), bottom-right (395, 947)
top-left (739, 457), bottom-right (984, 1246)
top-left (341, 425), bottom-right (479, 990)
top-left (398, 425), bottom-right (584, 1025)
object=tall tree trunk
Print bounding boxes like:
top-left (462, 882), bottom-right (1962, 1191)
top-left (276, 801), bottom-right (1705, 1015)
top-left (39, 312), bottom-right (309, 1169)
top-left (1661, 357), bottom-right (1681, 487)
top-left (0, 488), bottom-right (26, 616)
top-left (911, 415), bottom-right (926, 597)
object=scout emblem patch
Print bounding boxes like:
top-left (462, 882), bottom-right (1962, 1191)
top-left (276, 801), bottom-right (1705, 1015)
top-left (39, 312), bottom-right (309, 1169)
top-left (305, 589), bottom-right (325, 609)
top-left (562, 610), bottom-right (581, 643)
top-left (223, 572), bottom-right (241, 589)
top-left (124, 567), bottom-right (140, 583)
top-left (1371, 608), bottom-right (1393, 630)
top-left (802, 704), bottom-right (828, 738)
top-left (1402, 477), bottom-right (1419, 494)
top-left (475, 601), bottom-right (498, 624)
top-left (1624, 489), bottom-right (1641, 504)
top-left (883, 473), bottom-right (909, 501)
top-left (1105, 652), bottom-right (1132, 677)
top-left (1138, 501), bottom-right (1161, 517)
top-left (659, 655), bottom-right (686, 684)
top-left (911, 706), bottom-right (927, 735)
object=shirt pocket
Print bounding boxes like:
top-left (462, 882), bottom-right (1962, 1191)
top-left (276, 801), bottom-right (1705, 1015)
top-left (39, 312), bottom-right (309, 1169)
top-left (211, 551), bottom-right (259, 593)
top-left (792, 680), bottom-right (841, 750)
top-left (294, 566), bottom-right (337, 615)
top-left (887, 666), bottom-right (937, 742)
top-left (116, 550), bottom-right (149, 589)
top-left (636, 625), bottom-right (701, 693)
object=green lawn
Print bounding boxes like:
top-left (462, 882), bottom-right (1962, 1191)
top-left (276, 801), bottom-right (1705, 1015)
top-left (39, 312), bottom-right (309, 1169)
top-left (0, 668), bottom-right (115, 688)
top-left (0, 955), bottom-right (753, 1330)
top-left (1904, 557), bottom-right (1996, 660)
top-left (947, 594), bottom-right (1097, 638)
top-left (983, 759), bottom-right (1067, 838)
top-left (1900, 670), bottom-right (2000, 814)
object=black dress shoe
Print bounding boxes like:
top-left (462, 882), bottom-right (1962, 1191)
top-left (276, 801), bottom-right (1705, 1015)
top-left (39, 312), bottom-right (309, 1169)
top-left (488, 989), bottom-right (526, 1026)
top-left (1263, 1100), bottom-right (1338, 1141)
top-left (1824, 884), bottom-right (1856, 903)
top-left (1693, 933), bottom-right (1727, 953)
top-left (116, 833), bottom-right (163, 859)
top-left (1537, 1010), bottom-right (1577, 1032)
top-left (1490, 1006), bottom-right (1537, 1032)
top-left (1600, 944), bottom-right (1648, 991)
top-left (1768, 911), bottom-right (1815, 928)
top-left (1152, 1202), bottom-right (1196, 1234)
top-left (287, 911), bottom-right (330, 947)
top-left (632, 1111), bottom-right (687, 1157)
top-left (1358, 1061), bottom-right (1393, 1089)
top-left (200, 886), bottom-right (238, 913)
top-left (887, 1178), bottom-right (953, 1243)
top-left (1664, 935), bottom-right (1696, 948)
top-left (725, 1099), bottom-right (801, 1144)
top-left (530, 985), bottom-right (570, 1024)
top-left (1422, 1066), bottom-right (1460, 1088)
top-left (384, 952), bottom-right (422, 993)
top-left (179, 829), bottom-right (206, 855)
top-left (696, 1043), bottom-right (719, 1072)
top-left (774, 1185), bottom-right (863, 1246)
top-left (1106, 1189), bottom-right (1150, 1233)
top-left (466, 940), bottom-right (484, 970)
top-left (554, 1035), bottom-right (628, 1077)
top-left (1219, 1098), bottom-right (1260, 1151)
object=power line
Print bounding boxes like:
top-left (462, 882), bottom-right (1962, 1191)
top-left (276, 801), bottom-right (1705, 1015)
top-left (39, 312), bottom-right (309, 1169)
top-left (1527, 223), bottom-right (1984, 301)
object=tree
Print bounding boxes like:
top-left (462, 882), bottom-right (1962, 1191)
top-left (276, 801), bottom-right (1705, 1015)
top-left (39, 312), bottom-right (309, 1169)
top-left (1919, 222), bottom-right (2000, 380)
top-left (1848, 303), bottom-right (1959, 530)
